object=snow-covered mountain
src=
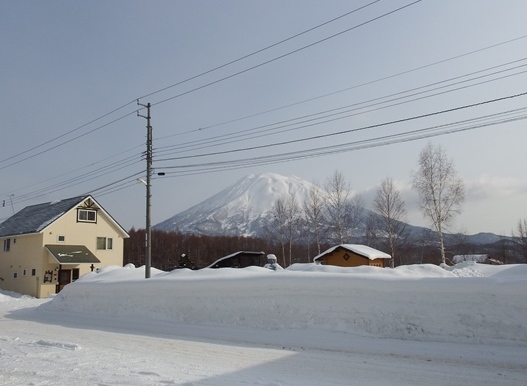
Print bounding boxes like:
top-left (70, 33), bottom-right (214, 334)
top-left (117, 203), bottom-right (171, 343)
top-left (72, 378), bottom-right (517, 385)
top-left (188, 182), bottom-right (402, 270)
top-left (155, 172), bottom-right (507, 245)
top-left (154, 172), bottom-right (317, 236)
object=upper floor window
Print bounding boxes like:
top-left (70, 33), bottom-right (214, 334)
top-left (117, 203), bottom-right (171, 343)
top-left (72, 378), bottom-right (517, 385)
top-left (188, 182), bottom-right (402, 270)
top-left (97, 237), bottom-right (113, 250)
top-left (78, 209), bottom-right (97, 223)
top-left (3, 239), bottom-right (10, 252)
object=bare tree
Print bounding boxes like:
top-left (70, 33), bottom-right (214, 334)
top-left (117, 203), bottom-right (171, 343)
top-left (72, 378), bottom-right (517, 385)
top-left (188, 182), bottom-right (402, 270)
top-left (372, 177), bottom-right (407, 268)
top-left (284, 192), bottom-right (301, 267)
top-left (345, 193), bottom-right (365, 243)
top-left (450, 227), bottom-right (471, 259)
top-left (268, 197), bottom-right (287, 266)
top-left (325, 170), bottom-right (351, 244)
top-left (303, 182), bottom-right (327, 256)
top-left (266, 193), bottom-right (301, 267)
top-left (412, 143), bottom-right (465, 265)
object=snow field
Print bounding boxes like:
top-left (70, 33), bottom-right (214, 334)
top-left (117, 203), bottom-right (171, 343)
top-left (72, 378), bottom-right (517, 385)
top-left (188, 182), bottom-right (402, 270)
top-left (43, 262), bottom-right (527, 345)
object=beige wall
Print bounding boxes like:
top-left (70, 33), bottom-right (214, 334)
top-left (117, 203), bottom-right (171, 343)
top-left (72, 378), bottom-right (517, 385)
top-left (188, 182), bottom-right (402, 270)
top-left (0, 233), bottom-right (44, 297)
top-left (1, 204), bottom-right (126, 298)
top-left (43, 208), bottom-right (125, 268)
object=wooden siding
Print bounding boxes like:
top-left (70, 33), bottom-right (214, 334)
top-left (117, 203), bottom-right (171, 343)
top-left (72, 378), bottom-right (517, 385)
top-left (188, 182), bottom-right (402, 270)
top-left (318, 247), bottom-right (385, 268)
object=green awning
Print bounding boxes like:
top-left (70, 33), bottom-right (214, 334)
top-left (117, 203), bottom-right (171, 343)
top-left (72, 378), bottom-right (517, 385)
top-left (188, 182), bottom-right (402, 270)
top-left (45, 244), bottom-right (100, 264)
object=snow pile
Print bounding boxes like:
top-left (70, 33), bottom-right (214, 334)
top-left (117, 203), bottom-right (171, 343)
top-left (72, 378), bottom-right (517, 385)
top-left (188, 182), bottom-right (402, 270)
top-left (0, 289), bottom-right (33, 302)
top-left (41, 263), bottom-right (527, 345)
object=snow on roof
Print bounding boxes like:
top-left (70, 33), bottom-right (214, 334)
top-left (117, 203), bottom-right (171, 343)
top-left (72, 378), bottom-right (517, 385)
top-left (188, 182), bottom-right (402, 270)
top-left (313, 244), bottom-right (391, 262)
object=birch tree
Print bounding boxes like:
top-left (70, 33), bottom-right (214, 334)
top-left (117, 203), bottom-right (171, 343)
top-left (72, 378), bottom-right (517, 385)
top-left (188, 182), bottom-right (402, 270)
top-left (325, 170), bottom-right (351, 244)
top-left (303, 182), bottom-right (326, 256)
top-left (344, 193), bottom-right (365, 243)
top-left (269, 197), bottom-right (287, 266)
top-left (513, 218), bottom-right (527, 263)
top-left (372, 177), bottom-right (407, 268)
top-left (268, 193), bottom-right (301, 267)
top-left (284, 192), bottom-right (301, 267)
top-left (412, 143), bottom-right (465, 265)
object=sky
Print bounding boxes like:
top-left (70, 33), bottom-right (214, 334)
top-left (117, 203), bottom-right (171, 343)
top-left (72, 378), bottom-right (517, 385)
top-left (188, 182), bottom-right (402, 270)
top-left (1, 0), bottom-right (527, 236)
top-left (1, 262), bottom-right (526, 384)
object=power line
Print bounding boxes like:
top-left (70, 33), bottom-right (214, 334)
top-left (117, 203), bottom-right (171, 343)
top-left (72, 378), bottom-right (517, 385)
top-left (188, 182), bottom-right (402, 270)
top-left (156, 91), bottom-right (527, 171)
top-left (138, 0), bottom-right (382, 101)
top-left (6, 155), bottom-right (144, 208)
top-left (4, 68), bottom-right (525, 207)
top-left (0, 1), bottom-right (410, 172)
top-left (0, 110), bottom-right (137, 172)
top-left (23, 96), bottom-right (526, 202)
top-left (0, 101), bottom-right (136, 166)
top-left (156, 78), bottom-right (527, 162)
top-left (150, 1), bottom-right (423, 107)
top-left (154, 58), bottom-right (527, 156)
top-left (0, 144), bottom-right (143, 199)
top-left (164, 34), bottom-right (527, 137)
top-left (158, 112), bottom-right (527, 177)
top-left (0, 1), bottom-right (382, 167)
top-left (88, 170), bottom-right (146, 196)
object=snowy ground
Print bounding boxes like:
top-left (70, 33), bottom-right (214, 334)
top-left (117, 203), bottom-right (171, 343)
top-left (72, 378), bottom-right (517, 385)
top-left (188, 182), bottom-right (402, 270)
top-left (1, 262), bottom-right (526, 385)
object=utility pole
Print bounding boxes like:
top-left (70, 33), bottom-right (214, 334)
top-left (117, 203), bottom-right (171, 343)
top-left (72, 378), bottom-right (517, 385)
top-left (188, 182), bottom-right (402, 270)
top-left (137, 101), bottom-right (152, 279)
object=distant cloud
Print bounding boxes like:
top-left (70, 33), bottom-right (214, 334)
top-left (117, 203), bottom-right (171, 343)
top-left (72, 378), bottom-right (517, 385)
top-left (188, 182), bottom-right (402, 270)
top-left (466, 175), bottom-right (527, 201)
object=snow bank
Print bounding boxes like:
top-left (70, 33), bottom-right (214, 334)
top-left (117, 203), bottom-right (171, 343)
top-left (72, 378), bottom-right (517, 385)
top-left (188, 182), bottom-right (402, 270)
top-left (41, 263), bottom-right (527, 345)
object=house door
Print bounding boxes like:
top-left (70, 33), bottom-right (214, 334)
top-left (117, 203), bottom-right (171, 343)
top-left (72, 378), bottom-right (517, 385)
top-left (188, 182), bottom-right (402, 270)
top-left (57, 269), bottom-right (71, 292)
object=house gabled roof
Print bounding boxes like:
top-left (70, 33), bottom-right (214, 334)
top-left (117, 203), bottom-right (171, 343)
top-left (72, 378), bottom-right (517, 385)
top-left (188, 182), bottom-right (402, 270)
top-left (313, 244), bottom-right (391, 262)
top-left (0, 195), bottom-right (128, 238)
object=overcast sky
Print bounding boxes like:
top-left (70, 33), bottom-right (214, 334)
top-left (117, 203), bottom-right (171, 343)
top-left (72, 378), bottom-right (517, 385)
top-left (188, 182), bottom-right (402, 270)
top-left (1, 0), bottom-right (527, 236)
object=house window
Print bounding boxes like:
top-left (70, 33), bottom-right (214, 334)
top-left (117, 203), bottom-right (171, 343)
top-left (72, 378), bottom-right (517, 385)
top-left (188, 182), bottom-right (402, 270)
top-left (57, 235), bottom-right (66, 242)
top-left (31, 269), bottom-right (36, 276)
top-left (23, 269), bottom-right (27, 276)
top-left (3, 239), bottom-right (10, 252)
top-left (13, 272), bottom-right (17, 279)
top-left (72, 268), bottom-right (80, 281)
top-left (97, 237), bottom-right (113, 250)
top-left (78, 209), bottom-right (97, 223)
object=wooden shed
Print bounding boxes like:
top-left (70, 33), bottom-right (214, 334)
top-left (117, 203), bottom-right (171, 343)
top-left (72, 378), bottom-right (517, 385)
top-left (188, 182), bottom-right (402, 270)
top-left (313, 244), bottom-right (390, 268)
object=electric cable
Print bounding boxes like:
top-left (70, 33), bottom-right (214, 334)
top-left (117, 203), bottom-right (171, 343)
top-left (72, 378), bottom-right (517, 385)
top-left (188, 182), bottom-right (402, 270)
top-left (138, 0), bottom-right (382, 101)
top-left (154, 59), bottom-right (527, 156)
top-left (158, 112), bottom-right (527, 177)
top-left (156, 87), bottom-right (527, 163)
top-left (150, 1), bottom-right (423, 108)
